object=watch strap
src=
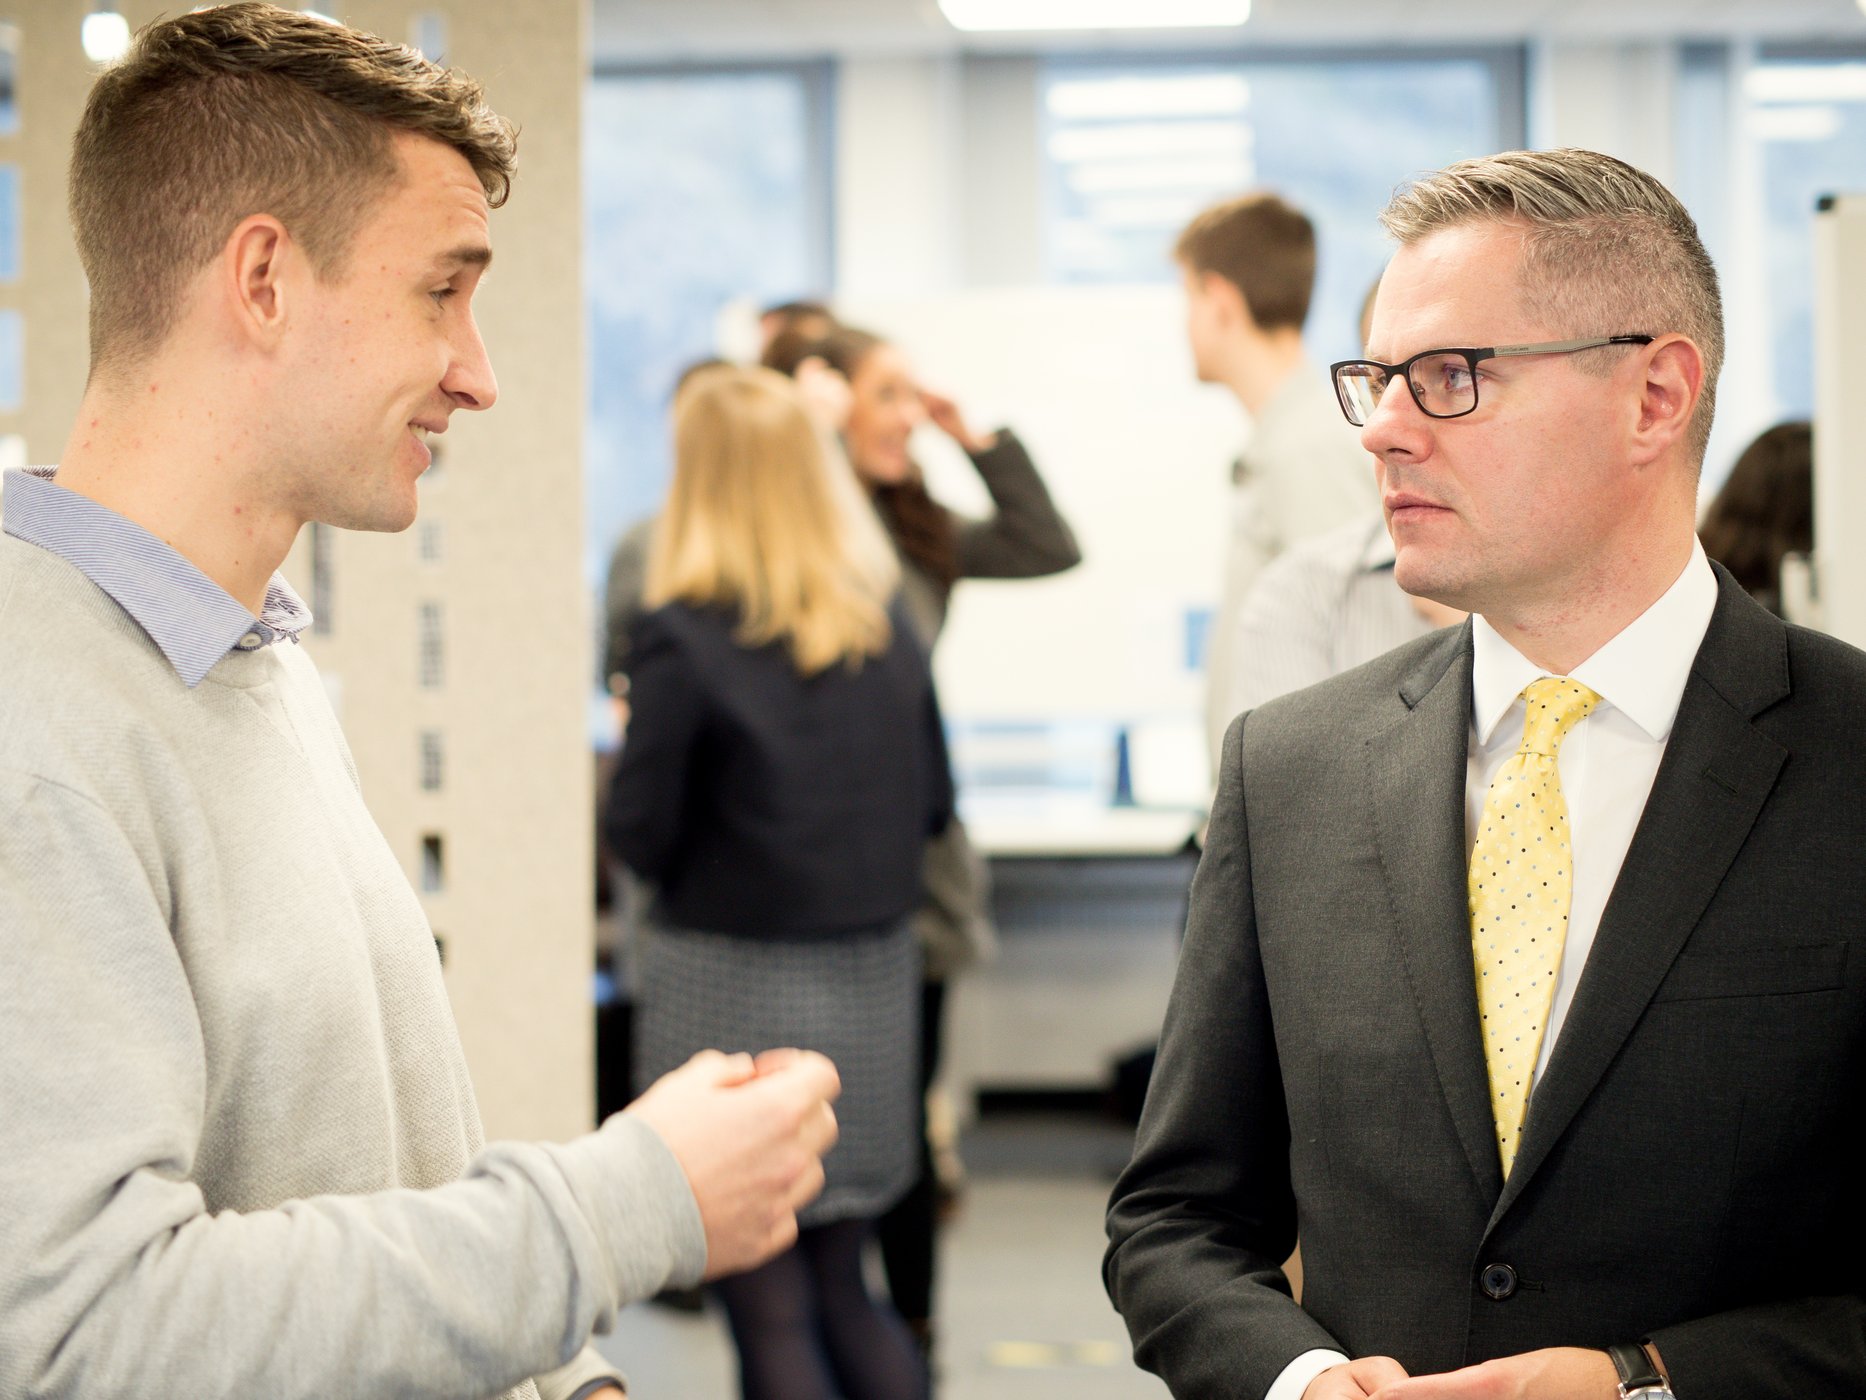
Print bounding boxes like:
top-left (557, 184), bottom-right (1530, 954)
top-left (1605, 1341), bottom-right (1666, 1393)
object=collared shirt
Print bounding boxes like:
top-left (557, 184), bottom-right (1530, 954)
top-left (1467, 538), bottom-right (1720, 1080)
top-left (1268, 539), bottom-right (1720, 1400)
top-left (1207, 363), bottom-right (1379, 764)
top-left (1231, 510), bottom-right (1440, 715)
top-left (1, 467), bottom-right (311, 688)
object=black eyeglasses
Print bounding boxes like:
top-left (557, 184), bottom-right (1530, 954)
top-left (1329, 336), bottom-right (1655, 427)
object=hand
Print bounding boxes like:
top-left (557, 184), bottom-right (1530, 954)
top-left (918, 386), bottom-right (997, 454)
top-left (1367, 1347), bottom-right (1617, 1400)
top-left (1305, 1357), bottom-right (1410, 1398)
top-left (624, 1048), bottom-right (841, 1279)
top-left (793, 355), bottom-right (853, 433)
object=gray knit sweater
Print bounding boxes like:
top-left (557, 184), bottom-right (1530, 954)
top-left (0, 535), bottom-right (705, 1399)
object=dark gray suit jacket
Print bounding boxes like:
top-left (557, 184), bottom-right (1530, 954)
top-left (1105, 569), bottom-right (1865, 1399)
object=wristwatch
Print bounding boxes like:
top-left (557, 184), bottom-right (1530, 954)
top-left (1606, 1341), bottom-right (1676, 1399)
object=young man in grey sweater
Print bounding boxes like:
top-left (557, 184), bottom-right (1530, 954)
top-left (0, 6), bottom-right (840, 1398)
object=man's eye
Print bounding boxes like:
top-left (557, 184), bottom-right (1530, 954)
top-left (430, 287), bottom-right (457, 305)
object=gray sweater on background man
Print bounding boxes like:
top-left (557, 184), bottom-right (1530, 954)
top-left (0, 530), bottom-right (705, 1400)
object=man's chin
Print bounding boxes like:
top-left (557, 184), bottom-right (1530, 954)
top-left (1393, 556), bottom-right (1470, 612)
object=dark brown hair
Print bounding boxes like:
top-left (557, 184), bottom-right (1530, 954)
top-left (1698, 421), bottom-right (1813, 612)
top-left (70, 2), bottom-right (517, 374)
top-left (770, 325), bottom-right (960, 592)
top-left (1175, 192), bottom-right (1317, 332)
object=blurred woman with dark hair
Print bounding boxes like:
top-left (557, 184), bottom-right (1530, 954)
top-left (767, 323), bottom-right (1081, 1358)
top-left (1699, 420), bottom-right (1813, 617)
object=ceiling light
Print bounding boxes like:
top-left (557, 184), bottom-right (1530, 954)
top-left (940, 0), bottom-right (1249, 32)
top-left (1047, 74), bottom-right (1250, 119)
top-left (81, 10), bottom-right (130, 63)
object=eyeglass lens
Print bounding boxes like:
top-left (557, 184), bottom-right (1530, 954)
top-left (1337, 352), bottom-right (1479, 426)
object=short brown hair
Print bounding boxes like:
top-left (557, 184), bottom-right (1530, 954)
top-left (1174, 192), bottom-right (1316, 332)
top-left (1380, 148), bottom-right (1724, 468)
top-left (70, 2), bottom-right (518, 373)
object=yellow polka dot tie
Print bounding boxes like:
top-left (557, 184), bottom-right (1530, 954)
top-left (1469, 676), bottom-right (1601, 1179)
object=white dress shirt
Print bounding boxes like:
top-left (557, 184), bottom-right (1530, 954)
top-left (1266, 540), bottom-right (1719, 1400)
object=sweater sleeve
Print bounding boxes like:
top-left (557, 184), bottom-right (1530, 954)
top-left (0, 769), bottom-right (705, 1400)
top-left (951, 429), bottom-right (1083, 580)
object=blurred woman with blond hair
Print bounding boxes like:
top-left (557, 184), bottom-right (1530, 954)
top-left (604, 364), bottom-right (949, 1400)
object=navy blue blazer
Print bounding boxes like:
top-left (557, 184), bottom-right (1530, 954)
top-left (604, 598), bottom-right (954, 940)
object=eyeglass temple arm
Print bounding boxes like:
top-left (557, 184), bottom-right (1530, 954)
top-left (1488, 335), bottom-right (1656, 357)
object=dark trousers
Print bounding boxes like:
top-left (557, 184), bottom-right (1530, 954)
top-left (877, 979), bottom-right (946, 1324)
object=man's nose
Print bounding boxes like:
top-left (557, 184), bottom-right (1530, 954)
top-left (444, 315), bottom-right (499, 412)
top-left (1357, 373), bottom-right (1421, 458)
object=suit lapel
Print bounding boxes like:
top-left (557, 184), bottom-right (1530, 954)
top-left (1366, 622), bottom-right (1504, 1202)
top-left (1494, 574), bottom-right (1791, 1221)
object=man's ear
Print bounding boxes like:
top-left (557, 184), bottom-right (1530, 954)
top-left (1630, 334), bottom-right (1704, 466)
top-left (1198, 269), bottom-right (1250, 328)
top-left (224, 214), bottom-right (296, 346)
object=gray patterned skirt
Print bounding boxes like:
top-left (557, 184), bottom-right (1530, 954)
top-left (633, 920), bottom-right (920, 1227)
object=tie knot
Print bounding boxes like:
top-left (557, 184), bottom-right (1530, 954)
top-left (1516, 676), bottom-right (1601, 758)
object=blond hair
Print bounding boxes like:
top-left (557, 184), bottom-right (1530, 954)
top-left (1175, 192), bottom-right (1316, 331)
top-left (649, 366), bottom-right (899, 675)
top-left (1380, 148), bottom-right (1723, 467)
top-left (70, 3), bottom-right (517, 375)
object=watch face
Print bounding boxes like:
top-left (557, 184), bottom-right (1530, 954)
top-left (1625, 1387), bottom-right (1676, 1400)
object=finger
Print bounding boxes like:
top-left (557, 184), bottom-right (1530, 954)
top-left (752, 1047), bottom-right (800, 1075)
top-left (766, 1210), bottom-right (799, 1260)
top-left (798, 1101), bottom-right (839, 1156)
top-left (758, 1048), bottom-right (841, 1101)
top-left (685, 1048), bottom-right (758, 1087)
top-left (1350, 1357), bottom-right (1411, 1390)
top-left (786, 1155), bottom-right (827, 1211)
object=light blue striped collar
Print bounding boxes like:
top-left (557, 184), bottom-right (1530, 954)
top-left (2, 467), bottom-right (312, 688)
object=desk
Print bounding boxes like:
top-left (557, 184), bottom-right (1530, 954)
top-left (944, 804), bottom-right (1200, 1119)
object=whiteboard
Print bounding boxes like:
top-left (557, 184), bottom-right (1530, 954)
top-left (839, 284), bottom-right (1242, 734)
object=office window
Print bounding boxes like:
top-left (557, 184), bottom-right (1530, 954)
top-left (419, 729), bottom-right (445, 792)
top-left (0, 24), bottom-right (16, 136)
top-left (420, 833), bottom-right (445, 893)
top-left (584, 65), bottom-right (832, 594)
top-left (417, 601), bottom-right (444, 689)
top-left (0, 165), bottom-right (18, 284)
top-left (418, 517), bottom-right (445, 565)
top-left (0, 309), bottom-right (20, 414)
top-left (1745, 51), bottom-right (1866, 422)
top-left (1041, 52), bottom-right (1520, 364)
top-left (409, 11), bottom-right (447, 64)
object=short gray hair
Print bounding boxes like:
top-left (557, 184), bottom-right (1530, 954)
top-left (1381, 149), bottom-right (1723, 469)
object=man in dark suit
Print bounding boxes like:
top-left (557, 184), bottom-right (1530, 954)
top-left (1105, 148), bottom-right (1865, 1400)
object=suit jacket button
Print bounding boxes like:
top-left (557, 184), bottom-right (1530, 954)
top-left (1479, 1263), bottom-right (1518, 1300)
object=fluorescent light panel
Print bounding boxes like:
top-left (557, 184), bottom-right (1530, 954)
top-left (1048, 120), bottom-right (1250, 164)
top-left (1744, 63), bottom-right (1866, 105)
top-left (941, 0), bottom-right (1248, 32)
top-left (1047, 74), bottom-right (1250, 120)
